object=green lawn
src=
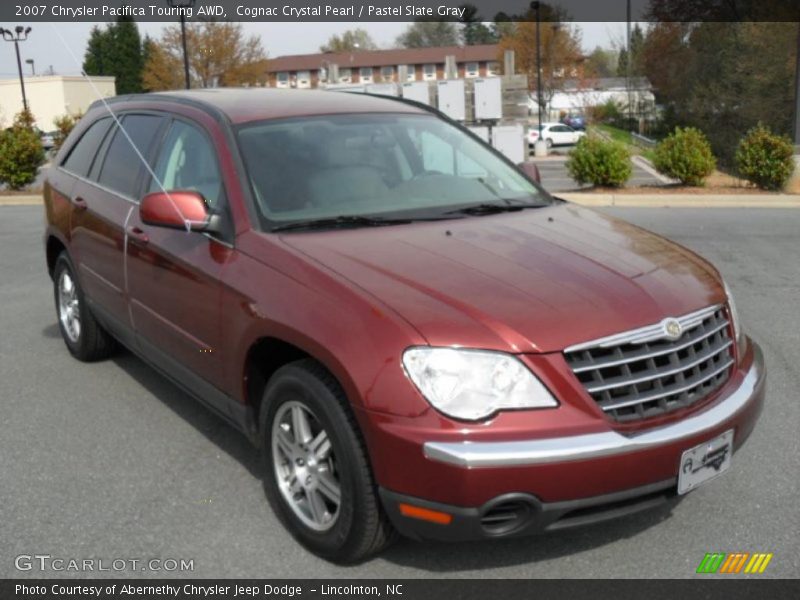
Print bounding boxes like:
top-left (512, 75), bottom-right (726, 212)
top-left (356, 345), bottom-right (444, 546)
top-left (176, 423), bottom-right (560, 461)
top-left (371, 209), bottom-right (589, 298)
top-left (594, 124), bottom-right (657, 162)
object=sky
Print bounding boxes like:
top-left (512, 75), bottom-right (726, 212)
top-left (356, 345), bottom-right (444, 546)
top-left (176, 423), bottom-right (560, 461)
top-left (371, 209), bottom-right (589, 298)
top-left (0, 21), bottom-right (626, 79)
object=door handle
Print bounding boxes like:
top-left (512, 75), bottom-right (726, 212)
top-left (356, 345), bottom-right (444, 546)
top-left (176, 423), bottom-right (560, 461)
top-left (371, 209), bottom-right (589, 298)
top-left (72, 196), bottom-right (88, 211)
top-left (127, 226), bottom-right (149, 245)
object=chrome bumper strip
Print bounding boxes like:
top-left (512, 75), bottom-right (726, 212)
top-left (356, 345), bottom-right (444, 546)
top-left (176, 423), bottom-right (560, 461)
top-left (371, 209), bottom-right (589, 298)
top-left (423, 344), bottom-right (764, 469)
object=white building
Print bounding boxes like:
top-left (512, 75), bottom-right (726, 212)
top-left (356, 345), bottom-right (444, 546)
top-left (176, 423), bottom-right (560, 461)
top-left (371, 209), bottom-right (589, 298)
top-left (530, 77), bottom-right (656, 121)
top-left (0, 75), bottom-right (116, 131)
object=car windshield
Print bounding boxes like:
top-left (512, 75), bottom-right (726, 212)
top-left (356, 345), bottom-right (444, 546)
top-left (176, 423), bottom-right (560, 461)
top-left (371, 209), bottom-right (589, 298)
top-left (236, 112), bottom-right (551, 231)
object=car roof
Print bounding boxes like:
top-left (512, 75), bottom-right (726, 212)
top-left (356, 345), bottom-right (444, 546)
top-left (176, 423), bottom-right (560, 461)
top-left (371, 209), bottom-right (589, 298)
top-left (99, 88), bottom-right (428, 125)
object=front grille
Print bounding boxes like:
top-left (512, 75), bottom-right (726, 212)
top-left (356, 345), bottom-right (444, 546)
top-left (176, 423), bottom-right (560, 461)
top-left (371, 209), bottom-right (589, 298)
top-left (564, 305), bottom-right (734, 422)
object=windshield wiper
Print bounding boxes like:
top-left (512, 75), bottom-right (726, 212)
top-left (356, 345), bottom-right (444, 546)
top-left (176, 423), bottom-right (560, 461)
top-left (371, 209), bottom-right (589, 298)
top-left (271, 215), bottom-right (416, 232)
top-left (443, 202), bottom-right (546, 216)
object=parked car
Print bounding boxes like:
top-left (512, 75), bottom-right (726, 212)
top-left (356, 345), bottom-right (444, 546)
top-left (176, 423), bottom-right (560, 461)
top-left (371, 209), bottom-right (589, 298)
top-left (38, 129), bottom-right (56, 151)
top-left (561, 114), bottom-right (586, 131)
top-left (528, 122), bottom-right (586, 148)
top-left (44, 89), bottom-right (765, 563)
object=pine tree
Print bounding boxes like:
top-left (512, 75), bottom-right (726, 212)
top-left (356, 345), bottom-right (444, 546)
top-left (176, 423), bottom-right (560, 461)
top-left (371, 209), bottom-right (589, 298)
top-left (81, 17), bottom-right (145, 94)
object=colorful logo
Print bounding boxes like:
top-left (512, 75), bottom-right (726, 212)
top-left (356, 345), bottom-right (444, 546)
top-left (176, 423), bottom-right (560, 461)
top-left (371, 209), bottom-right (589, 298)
top-left (696, 552), bottom-right (773, 574)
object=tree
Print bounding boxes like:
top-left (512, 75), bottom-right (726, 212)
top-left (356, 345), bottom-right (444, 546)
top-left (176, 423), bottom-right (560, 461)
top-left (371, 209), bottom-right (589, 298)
top-left (142, 21), bottom-right (267, 91)
top-left (640, 22), bottom-right (796, 165)
top-left (616, 24), bottom-right (645, 77)
top-left (460, 5), bottom-right (498, 46)
top-left (497, 17), bottom-right (583, 114)
top-left (584, 46), bottom-right (618, 78)
top-left (82, 17), bottom-right (145, 94)
top-left (0, 110), bottom-right (45, 190)
top-left (395, 21), bottom-right (460, 48)
top-left (320, 28), bottom-right (377, 52)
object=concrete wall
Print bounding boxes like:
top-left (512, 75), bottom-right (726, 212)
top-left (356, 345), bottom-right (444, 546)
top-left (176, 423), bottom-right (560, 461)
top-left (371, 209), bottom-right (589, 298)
top-left (0, 76), bottom-right (115, 131)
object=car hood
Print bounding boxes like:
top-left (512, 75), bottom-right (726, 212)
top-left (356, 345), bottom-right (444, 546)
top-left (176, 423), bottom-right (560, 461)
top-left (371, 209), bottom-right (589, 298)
top-left (281, 204), bottom-right (724, 353)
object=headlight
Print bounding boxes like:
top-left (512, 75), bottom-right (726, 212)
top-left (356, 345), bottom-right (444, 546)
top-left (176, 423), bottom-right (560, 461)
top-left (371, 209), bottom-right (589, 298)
top-left (723, 279), bottom-right (742, 344)
top-left (402, 347), bottom-right (558, 421)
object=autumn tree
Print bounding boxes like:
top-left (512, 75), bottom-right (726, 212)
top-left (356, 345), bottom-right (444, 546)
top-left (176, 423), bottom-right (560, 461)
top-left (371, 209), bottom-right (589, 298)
top-left (320, 28), bottom-right (377, 52)
top-left (395, 21), bottom-right (460, 48)
top-left (142, 21), bottom-right (267, 91)
top-left (497, 15), bottom-right (583, 117)
top-left (82, 16), bottom-right (145, 94)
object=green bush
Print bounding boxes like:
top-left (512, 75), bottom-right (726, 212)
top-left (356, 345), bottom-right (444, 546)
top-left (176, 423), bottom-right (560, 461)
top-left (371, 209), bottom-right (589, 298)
top-left (53, 113), bottom-right (81, 153)
top-left (0, 110), bottom-right (45, 190)
top-left (735, 125), bottom-right (795, 191)
top-left (653, 127), bottom-right (716, 186)
top-left (566, 136), bottom-right (632, 187)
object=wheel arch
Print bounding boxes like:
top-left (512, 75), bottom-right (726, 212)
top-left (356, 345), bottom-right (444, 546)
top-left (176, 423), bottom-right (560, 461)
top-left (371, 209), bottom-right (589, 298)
top-left (46, 234), bottom-right (68, 279)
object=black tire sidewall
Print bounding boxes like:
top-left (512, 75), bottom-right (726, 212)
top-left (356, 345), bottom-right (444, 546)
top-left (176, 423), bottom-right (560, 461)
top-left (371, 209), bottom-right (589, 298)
top-left (260, 364), bottom-right (370, 561)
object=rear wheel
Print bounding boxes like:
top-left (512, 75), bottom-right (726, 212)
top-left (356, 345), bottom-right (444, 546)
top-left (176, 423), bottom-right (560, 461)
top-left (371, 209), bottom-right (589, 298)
top-left (261, 360), bottom-right (396, 563)
top-left (53, 252), bottom-right (116, 361)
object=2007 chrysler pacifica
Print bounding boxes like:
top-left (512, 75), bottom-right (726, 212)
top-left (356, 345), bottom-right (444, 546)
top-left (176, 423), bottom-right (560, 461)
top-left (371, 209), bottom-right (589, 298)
top-left (43, 89), bottom-right (765, 562)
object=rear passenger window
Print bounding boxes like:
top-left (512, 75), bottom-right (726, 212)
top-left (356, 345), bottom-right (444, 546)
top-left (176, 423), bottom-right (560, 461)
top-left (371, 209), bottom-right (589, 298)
top-left (97, 114), bottom-right (164, 198)
top-left (61, 117), bottom-right (112, 178)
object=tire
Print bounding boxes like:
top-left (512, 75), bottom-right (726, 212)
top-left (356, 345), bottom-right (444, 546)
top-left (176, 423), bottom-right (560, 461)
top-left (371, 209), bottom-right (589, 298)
top-left (260, 359), bottom-right (396, 563)
top-left (546, 138), bottom-right (554, 149)
top-left (53, 252), bottom-right (116, 362)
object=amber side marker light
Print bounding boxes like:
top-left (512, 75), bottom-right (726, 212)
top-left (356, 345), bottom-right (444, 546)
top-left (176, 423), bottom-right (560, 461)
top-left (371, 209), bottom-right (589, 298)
top-left (398, 503), bottom-right (453, 525)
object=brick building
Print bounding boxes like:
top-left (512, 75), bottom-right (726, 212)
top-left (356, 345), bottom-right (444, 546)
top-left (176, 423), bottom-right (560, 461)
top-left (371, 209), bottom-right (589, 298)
top-left (264, 44), bottom-right (502, 89)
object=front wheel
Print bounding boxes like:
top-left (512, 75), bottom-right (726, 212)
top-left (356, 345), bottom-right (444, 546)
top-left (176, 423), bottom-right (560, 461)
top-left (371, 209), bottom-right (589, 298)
top-left (260, 360), bottom-right (396, 563)
top-left (546, 138), bottom-right (554, 149)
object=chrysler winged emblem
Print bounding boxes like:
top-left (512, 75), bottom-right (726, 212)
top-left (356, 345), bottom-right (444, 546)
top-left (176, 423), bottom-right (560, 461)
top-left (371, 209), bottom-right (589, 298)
top-left (662, 318), bottom-right (683, 340)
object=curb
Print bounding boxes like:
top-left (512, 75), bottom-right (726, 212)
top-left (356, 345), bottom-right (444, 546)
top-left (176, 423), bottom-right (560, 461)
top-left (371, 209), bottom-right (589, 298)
top-left (557, 193), bottom-right (800, 208)
top-left (0, 195), bottom-right (43, 206)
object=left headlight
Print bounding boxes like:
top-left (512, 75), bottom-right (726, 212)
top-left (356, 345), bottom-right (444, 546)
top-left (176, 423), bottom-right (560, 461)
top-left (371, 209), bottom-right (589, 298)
top-left (402, 347), bottom-right (558, 421)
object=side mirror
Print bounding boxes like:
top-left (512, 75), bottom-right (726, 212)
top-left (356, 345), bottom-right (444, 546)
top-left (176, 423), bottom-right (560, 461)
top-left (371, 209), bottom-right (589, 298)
top-left (139, 190), bottom-right (219, 232)
top-left (517, 162), bottom-right (542, 184)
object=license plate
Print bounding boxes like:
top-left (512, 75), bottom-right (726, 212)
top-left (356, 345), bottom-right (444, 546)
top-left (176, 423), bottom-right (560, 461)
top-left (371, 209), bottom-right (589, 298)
top-left (677, 429), bottom-right (734, 495)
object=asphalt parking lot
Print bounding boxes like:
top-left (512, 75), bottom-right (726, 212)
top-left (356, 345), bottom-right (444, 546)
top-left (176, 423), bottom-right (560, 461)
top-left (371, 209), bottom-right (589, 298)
top-left (531, 155), bottom-right (664, 192)
top-left (1, 205), bottom-right (797, 578)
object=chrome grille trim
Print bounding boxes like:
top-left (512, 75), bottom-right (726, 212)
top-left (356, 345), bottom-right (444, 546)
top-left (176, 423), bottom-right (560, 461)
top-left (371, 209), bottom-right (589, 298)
top-left (564, 304), bottom-right (721, 353)
top-left (564, 305), bottom-right (735, 422)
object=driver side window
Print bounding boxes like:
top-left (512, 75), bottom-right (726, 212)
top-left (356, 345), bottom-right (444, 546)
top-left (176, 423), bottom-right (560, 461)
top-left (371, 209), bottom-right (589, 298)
top-left (150, 120), bottom-right (223, 209)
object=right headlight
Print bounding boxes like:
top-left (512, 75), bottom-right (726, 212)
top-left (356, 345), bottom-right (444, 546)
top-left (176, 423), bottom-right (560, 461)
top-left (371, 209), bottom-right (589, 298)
top-left (401, 347), bottom-right (558, 421)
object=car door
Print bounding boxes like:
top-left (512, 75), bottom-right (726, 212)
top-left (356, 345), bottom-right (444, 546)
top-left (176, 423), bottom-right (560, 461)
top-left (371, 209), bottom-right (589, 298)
top-left (125, 117), bottom-right (232, 392)
top-left (67, 114), bottom-right (165, 332)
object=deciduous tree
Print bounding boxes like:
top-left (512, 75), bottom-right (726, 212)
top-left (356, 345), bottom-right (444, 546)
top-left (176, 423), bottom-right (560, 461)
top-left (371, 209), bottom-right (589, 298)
top-left (142, 21), bottom-right (267, 91)
top-left (395, 21), bottom-right (460, 48)
top-left (320, 29), bottom-right (377, 52)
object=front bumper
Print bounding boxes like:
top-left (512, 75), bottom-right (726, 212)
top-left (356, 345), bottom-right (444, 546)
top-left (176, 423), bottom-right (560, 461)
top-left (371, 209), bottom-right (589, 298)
top-left (374, 342), bottom-right (766, 541)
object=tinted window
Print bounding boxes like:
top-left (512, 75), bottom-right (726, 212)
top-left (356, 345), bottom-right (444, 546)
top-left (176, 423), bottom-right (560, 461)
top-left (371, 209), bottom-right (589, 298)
top-left (149, 120), bottom-right (223, 209)
top-left (97, 114), bottom-right (164, 198)
top-left (61, 117), bottom-right (112, 178)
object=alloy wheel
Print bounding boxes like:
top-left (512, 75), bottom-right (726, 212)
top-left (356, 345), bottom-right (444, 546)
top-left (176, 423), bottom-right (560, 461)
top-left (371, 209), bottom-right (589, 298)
top-left (58, 270), bottom-right (81, 343)
top-left (271, 400), bottom-right (341, 532)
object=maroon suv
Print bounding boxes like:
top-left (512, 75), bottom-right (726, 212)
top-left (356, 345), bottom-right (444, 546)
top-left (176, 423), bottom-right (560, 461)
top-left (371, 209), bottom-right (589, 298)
top-left (43, 89), bottom-right (765, 563)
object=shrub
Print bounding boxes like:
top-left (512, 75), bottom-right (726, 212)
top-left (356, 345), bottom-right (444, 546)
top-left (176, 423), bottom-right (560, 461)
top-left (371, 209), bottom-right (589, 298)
top-left (53, 113), bottom-right (81, 153)
top-left (0, 110), bottom-right (46, 191)
top-left (653, 127), bottom-right (716, 186)
top-left (566, 136), bottom-right (632, 187)
top-left (735, 125), bottom-right (795, 191)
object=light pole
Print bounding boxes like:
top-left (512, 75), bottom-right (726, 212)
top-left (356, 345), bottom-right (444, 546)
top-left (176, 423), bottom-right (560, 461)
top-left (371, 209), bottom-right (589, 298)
top-left (0, 26), bottom-right (32, 114)
top-left (167, 0), bottom-right (195, 89)
top-left (25, 58), bottom-right (35, 76)
top-left (531, 2), bottom-right (543, 130)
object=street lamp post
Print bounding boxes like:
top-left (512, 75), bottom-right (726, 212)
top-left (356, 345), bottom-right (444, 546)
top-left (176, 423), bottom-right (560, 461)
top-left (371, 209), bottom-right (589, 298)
top-left (167, 0), bottom-right (195, 89)
top-left (531, 2), bottom-right (543, 130)
top-left (0, 26), bottom-right (32, 114)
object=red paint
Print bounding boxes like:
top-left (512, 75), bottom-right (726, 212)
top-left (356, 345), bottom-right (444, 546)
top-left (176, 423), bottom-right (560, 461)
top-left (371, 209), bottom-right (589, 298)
top-left (43, 90), bottom-right (764, 514)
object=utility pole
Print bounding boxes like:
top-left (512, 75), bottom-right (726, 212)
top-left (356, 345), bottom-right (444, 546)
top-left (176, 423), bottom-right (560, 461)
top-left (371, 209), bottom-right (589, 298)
top-left (626, 0), bottom-right (633, 131)
top-left (0, 26), bottom-right (32, 114)
top-left (167, 0), bottom-right (195, 89)
top-left (532, 1), bottom-right (543, 130)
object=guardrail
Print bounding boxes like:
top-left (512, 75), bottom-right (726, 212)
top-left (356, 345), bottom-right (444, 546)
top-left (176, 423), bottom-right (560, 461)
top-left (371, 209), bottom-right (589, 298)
top-left (631, 132), bottom-right (657, 147)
